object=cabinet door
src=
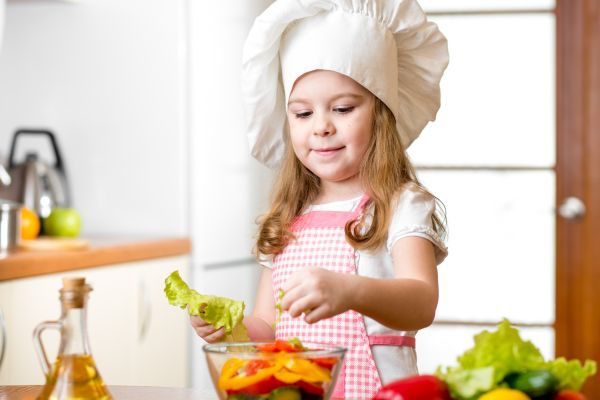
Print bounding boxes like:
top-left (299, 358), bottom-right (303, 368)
top-left (0, 275), bottom-right (62, 385)
top-left (0, 282), bottom-right (14, 382)
top-left (84, 264), bottom-right (137, 385)
top-left (0, 255), bottom-right (190, 386)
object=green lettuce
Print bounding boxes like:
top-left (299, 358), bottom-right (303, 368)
top-left (436, 319), bottom-right (597, 399)
top-left (547, 357), bottom-right (597, 391)
top-left (164, 270), bottom-right (249, 342)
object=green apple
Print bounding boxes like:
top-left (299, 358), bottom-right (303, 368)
top-left (43, 208), bottom-right (82, 238)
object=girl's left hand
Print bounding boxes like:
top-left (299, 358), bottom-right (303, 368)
top-left (281, 268), bottom-right (351, 324)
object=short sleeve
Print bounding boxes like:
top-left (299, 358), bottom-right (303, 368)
top-left (257, 253), bottom-right (273, 269)
top-left (386, 185), bottom-right (448, 265)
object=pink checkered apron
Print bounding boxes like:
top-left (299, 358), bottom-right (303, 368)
top-left (272, 195), bottom-right (415, 399)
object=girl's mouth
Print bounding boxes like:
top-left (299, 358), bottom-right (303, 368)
top-left (313, 146), bottom-right (345, 156)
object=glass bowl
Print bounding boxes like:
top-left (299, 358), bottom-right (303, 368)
top-left (203, 341), bottom-right (346, 400)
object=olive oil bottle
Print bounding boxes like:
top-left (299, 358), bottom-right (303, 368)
top-left (34, 277), bottom-right (112, 400)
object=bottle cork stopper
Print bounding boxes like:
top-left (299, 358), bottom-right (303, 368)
top-left (62, 277), bottom-right (86, 290)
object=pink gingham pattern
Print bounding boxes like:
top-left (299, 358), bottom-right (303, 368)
top-left (272, 195), bottom-right (382, 399)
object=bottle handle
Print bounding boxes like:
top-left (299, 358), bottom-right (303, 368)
top-left (33, 320), bottom-right (62, 376)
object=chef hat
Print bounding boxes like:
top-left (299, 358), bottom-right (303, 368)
top-left (242, 0), bottom-right (449, 169)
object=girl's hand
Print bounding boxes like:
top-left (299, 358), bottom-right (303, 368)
top-left (281, 268), bottom-right (352, 324)
top-left (189, 315), bottom-right (225, 343)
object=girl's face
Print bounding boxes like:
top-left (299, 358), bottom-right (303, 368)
top-left (286, 70), bottom-right (374, 194)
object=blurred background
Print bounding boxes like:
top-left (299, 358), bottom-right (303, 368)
top-left (0, 0), bottom-right (598, 397)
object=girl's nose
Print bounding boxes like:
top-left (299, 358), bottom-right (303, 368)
top-left (313, 114), bottom-right (335, 137)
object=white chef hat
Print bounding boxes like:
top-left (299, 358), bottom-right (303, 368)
top-left (242, 0), bottom-right (449, 169)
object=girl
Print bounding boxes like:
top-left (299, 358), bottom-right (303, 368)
top-left (192, 0), bottom-right (449, 397)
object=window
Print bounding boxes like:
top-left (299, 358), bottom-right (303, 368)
top-left (409, 1), bottom-right (557, 373)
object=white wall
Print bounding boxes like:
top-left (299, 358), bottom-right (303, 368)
top-left (0, 0), bottom-right (188, 236)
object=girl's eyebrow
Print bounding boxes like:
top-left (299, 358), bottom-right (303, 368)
top-left (287, 93), bottom-right (364, 107)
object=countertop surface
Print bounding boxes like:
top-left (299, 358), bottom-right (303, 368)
top-left (0, 236), bottom-right (191, 282)
top-left (0, 385), bottom-right (216, 400)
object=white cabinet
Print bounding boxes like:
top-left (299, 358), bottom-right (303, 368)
top-left (0, 255), bottom-right (190, 387)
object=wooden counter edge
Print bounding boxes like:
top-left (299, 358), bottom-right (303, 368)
top-left (0, 238), bottom-right (192, 282)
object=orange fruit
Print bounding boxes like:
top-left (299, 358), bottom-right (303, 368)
top-left (21, 207), bottom-right (41, 240)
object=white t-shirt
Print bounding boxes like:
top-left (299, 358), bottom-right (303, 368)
top-left (259, 184), bottom-right (448, 383)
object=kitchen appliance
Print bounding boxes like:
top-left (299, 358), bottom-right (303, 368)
top-left (0, 129), bottom-right (71, 219)
top-left (0, 199), bottom-right (21, 253)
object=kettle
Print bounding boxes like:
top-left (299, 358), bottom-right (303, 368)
top-left (0, 129), bottom-right (71, 219)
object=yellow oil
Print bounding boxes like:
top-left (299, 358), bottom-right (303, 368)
top-left (38, 354), bottom-right (112, 400)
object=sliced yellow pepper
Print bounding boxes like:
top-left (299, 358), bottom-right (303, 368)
top-left (283, 358), bottom-right (331, 383)
top-left (219, 360), bottom-right (284, 391)
top-left (274, 369), bottom-right (303, 384)
top-left (218, 358), bottom-right (247, 389)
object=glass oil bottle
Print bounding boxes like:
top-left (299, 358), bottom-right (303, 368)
top-left (33, 277), bottom-right (112, 400)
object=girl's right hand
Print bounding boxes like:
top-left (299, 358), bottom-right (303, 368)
top-left (189, 315), bottom-right (225, 343)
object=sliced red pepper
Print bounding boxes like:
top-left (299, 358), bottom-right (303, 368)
top-left (256, 339), bottom-right (302, 353)
top-left (256, 342), bottom-right (279, 352)
top-left (245, 359), bottom-right (272, 376)
top-left (296, 380), bottom-right (325, 395)
top-left (311, 357), bottom-right (338, 370)
top-left (276, 339), bottom-right (301, 352)
top-left (227, 376), bottom-right (287, 396)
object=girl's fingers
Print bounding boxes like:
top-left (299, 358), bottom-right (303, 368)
top-left (203, 327), bottom-right (225, 343)
top-left (190, 315), bottom-right (210, 328)
top-left (280, 284), bottom-right (305, 311)
top-left (287, 293), bottom-right (316, 318)
top-left (193, 324), bottom-right (215, 337)
top-left (303, 304), bottom-right (329, 324)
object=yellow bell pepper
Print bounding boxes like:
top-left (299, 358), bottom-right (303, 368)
top-left (219, 359), bottom-right (283, 391)
top-left (274, 369), bottom-right (303, 384)
top-left (479, 388), bottom-right (531, 400)
top-left (218, 358), bottom-right (247, 388)
top-left (283, 358), bottom-right (331, 383)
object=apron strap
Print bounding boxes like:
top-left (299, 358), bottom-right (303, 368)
top-left (369, 335), bottom-right (416, 348)
top-left (355, 194), bottom-right (371, 214)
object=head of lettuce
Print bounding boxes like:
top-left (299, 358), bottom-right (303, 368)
top-left (164, 270), bottom-right (249, 342)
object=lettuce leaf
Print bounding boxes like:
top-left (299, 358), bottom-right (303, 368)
top-left (546, 357), bottom-right (597, 391)
top-left (436, 366), bottom-right (495, 400)
top-left (164, 270), bottom-right (249, 342)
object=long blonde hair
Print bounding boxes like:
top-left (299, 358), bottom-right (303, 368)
top-left (255, 97), bottom-right (446, 256)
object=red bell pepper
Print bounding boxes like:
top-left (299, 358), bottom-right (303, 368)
top-left (245, 360), bottom-right (273, 376)
top-left (372, 374), bottom-right (451, 400)
top-left (227, 376), bottom-right (286, 396)
top-left (312, 357), bottom-right (338, 370)
top-left (554, 389), bottom-right (587, 400)
top-left (256, 339), bottom-right (302, 353)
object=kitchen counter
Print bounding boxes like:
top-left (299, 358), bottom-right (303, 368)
top-left (0, 385), bottom-right (216, 400)
top-left (0, 237), bottom-right (191, 282)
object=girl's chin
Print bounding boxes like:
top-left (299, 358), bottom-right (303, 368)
top-left (313, 169), bottom-right (361, 186)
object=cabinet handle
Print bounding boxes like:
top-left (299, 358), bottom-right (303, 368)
top-left (138, 279), bottom-right (152, 342)
top-left (0, 308), bottom-right (6, 371)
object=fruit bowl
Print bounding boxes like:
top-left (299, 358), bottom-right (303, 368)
top-left (203, 340), bottom-right (346, 400)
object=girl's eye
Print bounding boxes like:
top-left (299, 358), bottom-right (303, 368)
top-left (294, 111), bottom-right (312, 119)
top-left (335, 106), bottom-right (354, 114)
